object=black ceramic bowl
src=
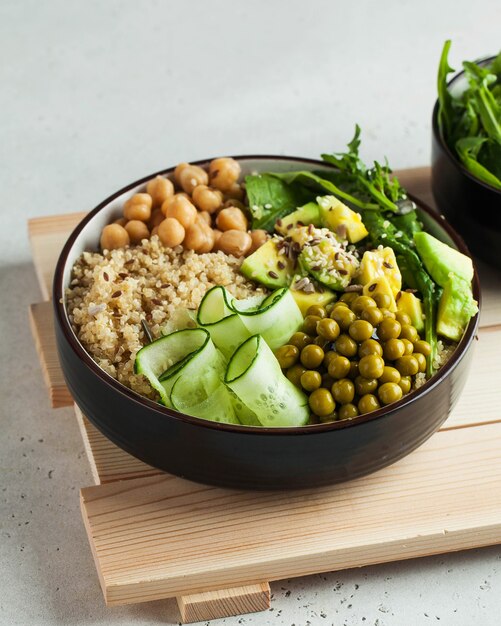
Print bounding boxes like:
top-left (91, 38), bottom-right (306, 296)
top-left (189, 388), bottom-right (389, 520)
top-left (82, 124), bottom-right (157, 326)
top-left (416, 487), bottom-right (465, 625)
top-left (53, 156), bottom-right (480, 490)
top-left (431, 56), bottom-right (501, 270)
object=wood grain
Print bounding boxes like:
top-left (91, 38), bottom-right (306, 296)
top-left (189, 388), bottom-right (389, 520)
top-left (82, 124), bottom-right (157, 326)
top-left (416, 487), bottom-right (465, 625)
top-left (29, 302), bottom-right (73, 408)
top-left (176, 583), bottom-right (270, 623)
top-left (28, 211), bottom-right (87, 300)
top-left (80, 421), bottom-right (501, 605)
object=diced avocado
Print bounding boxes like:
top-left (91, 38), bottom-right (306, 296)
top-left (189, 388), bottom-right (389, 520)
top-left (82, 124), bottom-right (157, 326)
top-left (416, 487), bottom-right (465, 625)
top-left (397, 292), bottom-right (424, 332)
top-left (358, 247), bottom-right (402, 297)
top-left (289, 274), bottom-right (336, 316)
top-left (363, 276), bottom-right (397, 312)
top-left (240, 239), bottom-right (293, 289)
top-left (299, 240), bottom-right (359, 291)
top-left (317, 195), bottom-right (369, 243)
top-left (437, 275), bottom-right (478, 341)
top-left (275, 203), bottom-right (320, 235)
top-left (414, 232), bottom-right (474, 287)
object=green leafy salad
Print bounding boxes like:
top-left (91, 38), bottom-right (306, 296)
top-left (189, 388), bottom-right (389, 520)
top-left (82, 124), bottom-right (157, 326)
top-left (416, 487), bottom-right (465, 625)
top-left (135, 130), bottom-right (478, 427)
top-left (437, 40), bottom-right (501, 190)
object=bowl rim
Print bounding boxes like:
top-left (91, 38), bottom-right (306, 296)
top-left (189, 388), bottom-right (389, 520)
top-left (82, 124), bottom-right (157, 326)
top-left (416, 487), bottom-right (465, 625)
top-left (432, 54), bottom-right (501, 195)
top-left (53, 155), bottom-right (481, 436)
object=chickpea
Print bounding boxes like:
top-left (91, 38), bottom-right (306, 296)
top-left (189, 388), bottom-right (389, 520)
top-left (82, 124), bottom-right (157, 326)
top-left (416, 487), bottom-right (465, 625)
top-left (249, 229), bottom-right (269, 254)
top-left (209, 157), bottom-right (241, 191)
top-left (123, 193), bottom-right (152, 222)
top-left (183, 222), bottom-right (207, 252)
top-left (213, 229), bottom-right (223, 246)
top-left (216, 230), bottom-right (252, 257)
top-left (146, 175), bottom-right (174, 208)
top-left (151, 225), bottom-right (159, 237)
top-left (158, 218), bottom-right (185, 247)
top-left (114, 217), bottom-right (127, 226)
top-left (100, 223), bottom-right (130, 250)
top-left (125, 220), bottom-right (150, 244)
top-left (223, 198), bottom-right (246, 210)
top-left (178, 164), bottom-right (209, 194)
top-left (197, 211), bottom-right (212, 227)
top-left (216, 206), bottom-right (248, 232)
top-left (192, 185), bottom-right (223, 213)
top-left (173, 162), bottom-right (190, 186)
top-left (162, 194), bottom-right (197, 228)
top-left (223, 182), bottom-right (245, 201)
top-left (149, 209), bottom-right (165, 229)
top-left (196, 220), bottom-right (216, 253)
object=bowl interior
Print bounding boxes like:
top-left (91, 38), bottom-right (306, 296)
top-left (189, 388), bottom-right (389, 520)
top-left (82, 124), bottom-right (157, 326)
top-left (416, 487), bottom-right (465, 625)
top-left (56, 156), bottom-right (479, 433)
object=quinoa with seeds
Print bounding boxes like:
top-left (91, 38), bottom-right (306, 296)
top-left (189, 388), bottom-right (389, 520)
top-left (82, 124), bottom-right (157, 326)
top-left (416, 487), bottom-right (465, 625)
top-left (66, 235), bottom-right (266, 398)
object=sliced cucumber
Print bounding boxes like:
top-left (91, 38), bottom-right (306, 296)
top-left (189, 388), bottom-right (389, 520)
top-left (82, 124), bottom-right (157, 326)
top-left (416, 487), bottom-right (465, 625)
top-left (238, 288), bottom-right (304, 350)
top-left (135, 328), bottom-right (223, 407)
top-left (171, 374), bottom-right (240, 424)
top-left (197, 286), bottom-right (251, 358)
top-left (225, 335), bottom-right (309, 427)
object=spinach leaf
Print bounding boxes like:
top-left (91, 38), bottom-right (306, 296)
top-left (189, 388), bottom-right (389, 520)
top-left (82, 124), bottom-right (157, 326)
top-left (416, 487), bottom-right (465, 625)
top-left (437, 40), bottom-right (455, 139)
top-left (245, 174), bottom-right (314, 231)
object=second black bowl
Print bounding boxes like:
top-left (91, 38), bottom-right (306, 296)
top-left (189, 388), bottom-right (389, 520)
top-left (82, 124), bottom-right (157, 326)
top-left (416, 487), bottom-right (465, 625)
top-left (431, 56), bottom-right (501, 270)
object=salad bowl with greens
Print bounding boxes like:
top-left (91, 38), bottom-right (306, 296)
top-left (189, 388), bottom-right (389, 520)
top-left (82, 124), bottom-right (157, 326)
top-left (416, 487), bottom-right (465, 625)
top-left (432, 41), bottom-right (501, 269)
top-left (54, 136), bottom-right (480, 488)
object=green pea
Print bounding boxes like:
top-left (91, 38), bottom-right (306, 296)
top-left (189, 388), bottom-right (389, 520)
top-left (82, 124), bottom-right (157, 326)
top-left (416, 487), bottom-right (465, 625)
top-left (300, 344), bottom-right (325, 369)
top-left (331, 378), bottom-right (355, 404)
top-left (309, 388), bottom-right (336, 417)
top-left (358, 394), bottom-right (381, 414)
top-left (274, 344), bottom-right (299, 369)
top-left (300, 370), bottom-right (322, 392)
top-left (338, 403), bottom-right (359, 420)
top-left (358, 354), bottom-right (385, 379)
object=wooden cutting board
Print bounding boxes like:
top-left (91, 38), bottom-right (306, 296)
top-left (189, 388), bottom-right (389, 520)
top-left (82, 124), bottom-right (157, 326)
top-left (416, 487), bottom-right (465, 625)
top-left (28, 167), bottom-right (501, 623)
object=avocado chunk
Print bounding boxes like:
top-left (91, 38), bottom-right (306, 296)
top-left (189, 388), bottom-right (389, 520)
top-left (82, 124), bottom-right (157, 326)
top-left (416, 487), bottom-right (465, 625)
top-left (240, 239), bottom-right (293, 289)
top-left (299, 240), bottom-right (359, 291)
top-left (414, 232), bottom-right (474, 287)
top-left (289, 274), bottom-right (336, 316)
top-left (317, 195), bottom-right (369, 243)
top-left (275, 202), bottom-right (320, 235)
top-left (397, 291), bottom-right (424, 332)
top-left (437, 275), bottom-right (478, 341)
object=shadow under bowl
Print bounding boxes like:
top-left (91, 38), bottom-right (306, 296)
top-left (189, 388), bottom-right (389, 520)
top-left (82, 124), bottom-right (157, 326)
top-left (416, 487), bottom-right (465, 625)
top-left (53, 156), bottom-right (480, 490)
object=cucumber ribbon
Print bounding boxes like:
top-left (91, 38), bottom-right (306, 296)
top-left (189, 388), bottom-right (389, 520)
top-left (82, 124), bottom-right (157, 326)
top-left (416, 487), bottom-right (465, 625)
top-left (135, 288), bottom-right (308, 427)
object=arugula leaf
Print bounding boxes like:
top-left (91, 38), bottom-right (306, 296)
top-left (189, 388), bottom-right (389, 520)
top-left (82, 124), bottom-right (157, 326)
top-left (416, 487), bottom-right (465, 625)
top-left (321, 125), bottom-right (407, 213)
top-left (456, 137), bottom-right (501, 189)
top-left (245, 174), bottom-right (314, 231)
top-left (437, 40), bottom-right (455, 138)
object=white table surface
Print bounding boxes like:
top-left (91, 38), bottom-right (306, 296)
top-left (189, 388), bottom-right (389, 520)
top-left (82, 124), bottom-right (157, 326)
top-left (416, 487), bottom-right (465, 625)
top-left (1, 1), bottom-right (500, 624)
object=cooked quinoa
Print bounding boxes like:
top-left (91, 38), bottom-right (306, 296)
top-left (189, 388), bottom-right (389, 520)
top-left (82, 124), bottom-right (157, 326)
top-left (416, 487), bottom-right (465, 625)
top-left (66, 236), bottom-right (265, 398)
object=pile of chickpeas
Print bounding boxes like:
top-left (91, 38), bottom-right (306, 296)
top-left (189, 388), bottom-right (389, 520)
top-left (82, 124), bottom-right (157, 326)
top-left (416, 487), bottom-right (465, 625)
top-left (274, 292), bottom-right (432, 423)
top-left (99, 157), bottom-right (268, 258)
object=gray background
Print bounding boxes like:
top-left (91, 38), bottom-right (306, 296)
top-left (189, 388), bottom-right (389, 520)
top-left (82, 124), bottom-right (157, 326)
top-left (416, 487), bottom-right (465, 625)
top-left (1, 1), bottom-right (500, 625)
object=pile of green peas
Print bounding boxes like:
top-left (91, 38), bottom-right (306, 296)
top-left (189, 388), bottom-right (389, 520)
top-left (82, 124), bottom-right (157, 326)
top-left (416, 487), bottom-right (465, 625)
top-left (274, 292), bottom-right (432, 423)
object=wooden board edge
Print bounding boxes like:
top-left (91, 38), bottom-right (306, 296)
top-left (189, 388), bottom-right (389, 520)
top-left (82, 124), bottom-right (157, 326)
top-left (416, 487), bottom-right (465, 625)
top-left (101, 523), bottom-right (501, 606)
top-left (176, 583), bottom-right (271, 624)
top-left (29, 303), bottom-right (73, 408)
top-left (74, 405), bottom-right (102, 486)
top-left (80, 491), bottom-right (108, 602)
